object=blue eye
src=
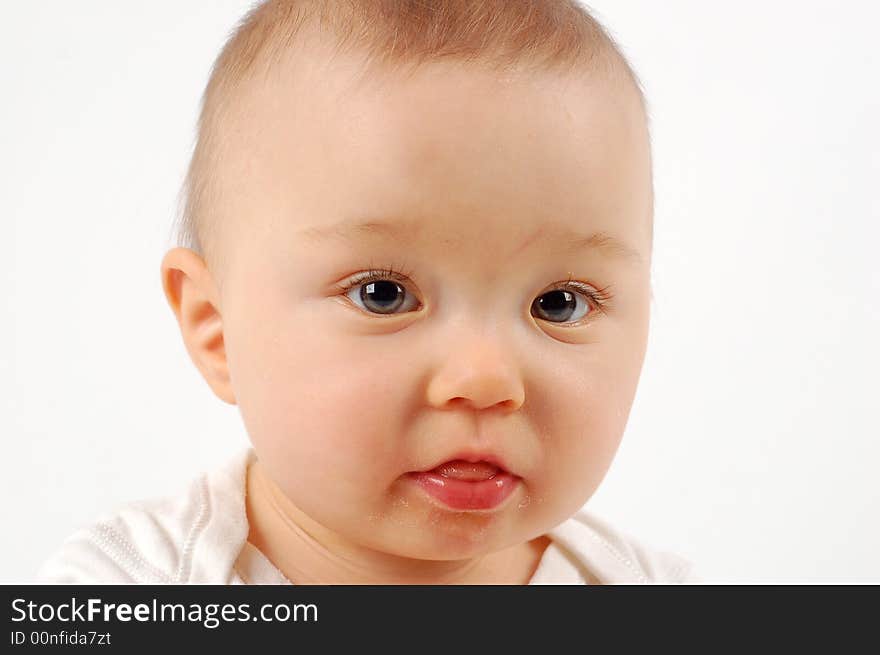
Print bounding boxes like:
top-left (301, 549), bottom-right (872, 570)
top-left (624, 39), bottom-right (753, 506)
top-left (536, 279), bottom-right (614, 324)
top-left (338, 267), bottom-right (420, 315)
top-left (531, 288), bottom-right (592, 323)
top-left (350, 278), bottom-right (419, 315)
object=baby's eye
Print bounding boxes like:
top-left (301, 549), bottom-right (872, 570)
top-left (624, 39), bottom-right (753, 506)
top-left (531, 287), bottom-right (596, 324)
top-left (344, 277), bottom-right (420, 315)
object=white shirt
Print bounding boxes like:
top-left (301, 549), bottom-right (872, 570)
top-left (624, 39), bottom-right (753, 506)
top-left (37, 448), bottom-right (699, 584)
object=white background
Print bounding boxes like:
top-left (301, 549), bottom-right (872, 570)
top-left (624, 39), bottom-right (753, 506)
top-left (2, 1), bottom-right (878, 583)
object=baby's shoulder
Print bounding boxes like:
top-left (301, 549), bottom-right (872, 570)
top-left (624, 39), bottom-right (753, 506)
top-left (559, 509), bottom-right (701, 584)
top-left (37, 475), bottom-right (209, 584)
top-left (37, 450), bottom-right (252, 584)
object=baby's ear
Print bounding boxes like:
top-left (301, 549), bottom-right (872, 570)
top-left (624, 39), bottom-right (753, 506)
top-left (159, 248), bottom-right (236, 405)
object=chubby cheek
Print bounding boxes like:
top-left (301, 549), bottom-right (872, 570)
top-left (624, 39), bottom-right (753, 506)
top-left (531, 361), bottom-right (638, 522)
top-left (228, 306), bottom-right (410, 513)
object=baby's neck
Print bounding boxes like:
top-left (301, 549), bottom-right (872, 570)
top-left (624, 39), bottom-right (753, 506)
top-left (245, 460), bottom-right (551, 585)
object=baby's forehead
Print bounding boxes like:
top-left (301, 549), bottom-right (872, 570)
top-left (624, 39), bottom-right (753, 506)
top-left (201, 39), bottom-right (651, 279)
top-left (217, 60), bottom-right (647, 246)
top-left (182, 1), bottom-right (650, 273)
top-left (231, 45), bottom-right (643, 168)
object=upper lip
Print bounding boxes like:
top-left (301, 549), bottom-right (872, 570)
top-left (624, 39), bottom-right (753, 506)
top-left (420, 451), bottom-right (516, 477)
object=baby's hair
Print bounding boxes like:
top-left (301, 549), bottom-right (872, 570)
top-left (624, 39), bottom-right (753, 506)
top-left (171, 0), bottom-right (647, 278)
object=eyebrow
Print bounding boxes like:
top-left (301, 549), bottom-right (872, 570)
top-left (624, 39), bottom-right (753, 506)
top-left (298, 217), bottom-right (645, 265)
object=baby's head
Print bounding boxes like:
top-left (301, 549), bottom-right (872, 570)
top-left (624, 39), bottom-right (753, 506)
top-left (161, 0), bottom-right (652, 566)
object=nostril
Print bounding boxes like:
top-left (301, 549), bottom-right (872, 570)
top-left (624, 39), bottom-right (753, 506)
top-left (447, 396), bottom-right (520, 412)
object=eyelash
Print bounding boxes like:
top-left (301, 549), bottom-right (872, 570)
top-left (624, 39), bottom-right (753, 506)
top-left (333, 263), bottom-right (614, 323)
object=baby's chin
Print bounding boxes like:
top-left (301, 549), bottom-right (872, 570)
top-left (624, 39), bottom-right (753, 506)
top-left (362, 515), bottom-right (517, 562)
top-left (345, 482), bottom-right (538, 561)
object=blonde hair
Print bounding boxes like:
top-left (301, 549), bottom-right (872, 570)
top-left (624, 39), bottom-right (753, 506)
top-left (171, 0), bottom-right (646, 273)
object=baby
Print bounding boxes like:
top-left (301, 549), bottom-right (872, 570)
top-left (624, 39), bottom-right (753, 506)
top-left (39, 0), bottom-right (697, 584)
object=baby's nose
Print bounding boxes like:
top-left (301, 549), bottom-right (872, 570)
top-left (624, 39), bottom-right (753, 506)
top-left (424, 329), bottom-right (525, 412)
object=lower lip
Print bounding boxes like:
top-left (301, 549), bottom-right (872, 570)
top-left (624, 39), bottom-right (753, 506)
top-left (407, 470), bottom-right (519, 510)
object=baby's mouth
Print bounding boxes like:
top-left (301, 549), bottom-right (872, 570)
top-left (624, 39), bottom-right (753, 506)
top-left (407, 457), bottom-right (519, 511)
top-left (429, 460), bottom-right (502, 481)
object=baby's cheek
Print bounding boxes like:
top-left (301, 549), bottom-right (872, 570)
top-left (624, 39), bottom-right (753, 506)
top-left (543, 381), bottom-right (628, 503)
top-left (269, 353), bottom-right (410, 486)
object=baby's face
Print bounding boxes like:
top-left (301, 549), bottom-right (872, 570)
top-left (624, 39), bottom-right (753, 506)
top-left (210, 48), bottom-right (652, 559)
